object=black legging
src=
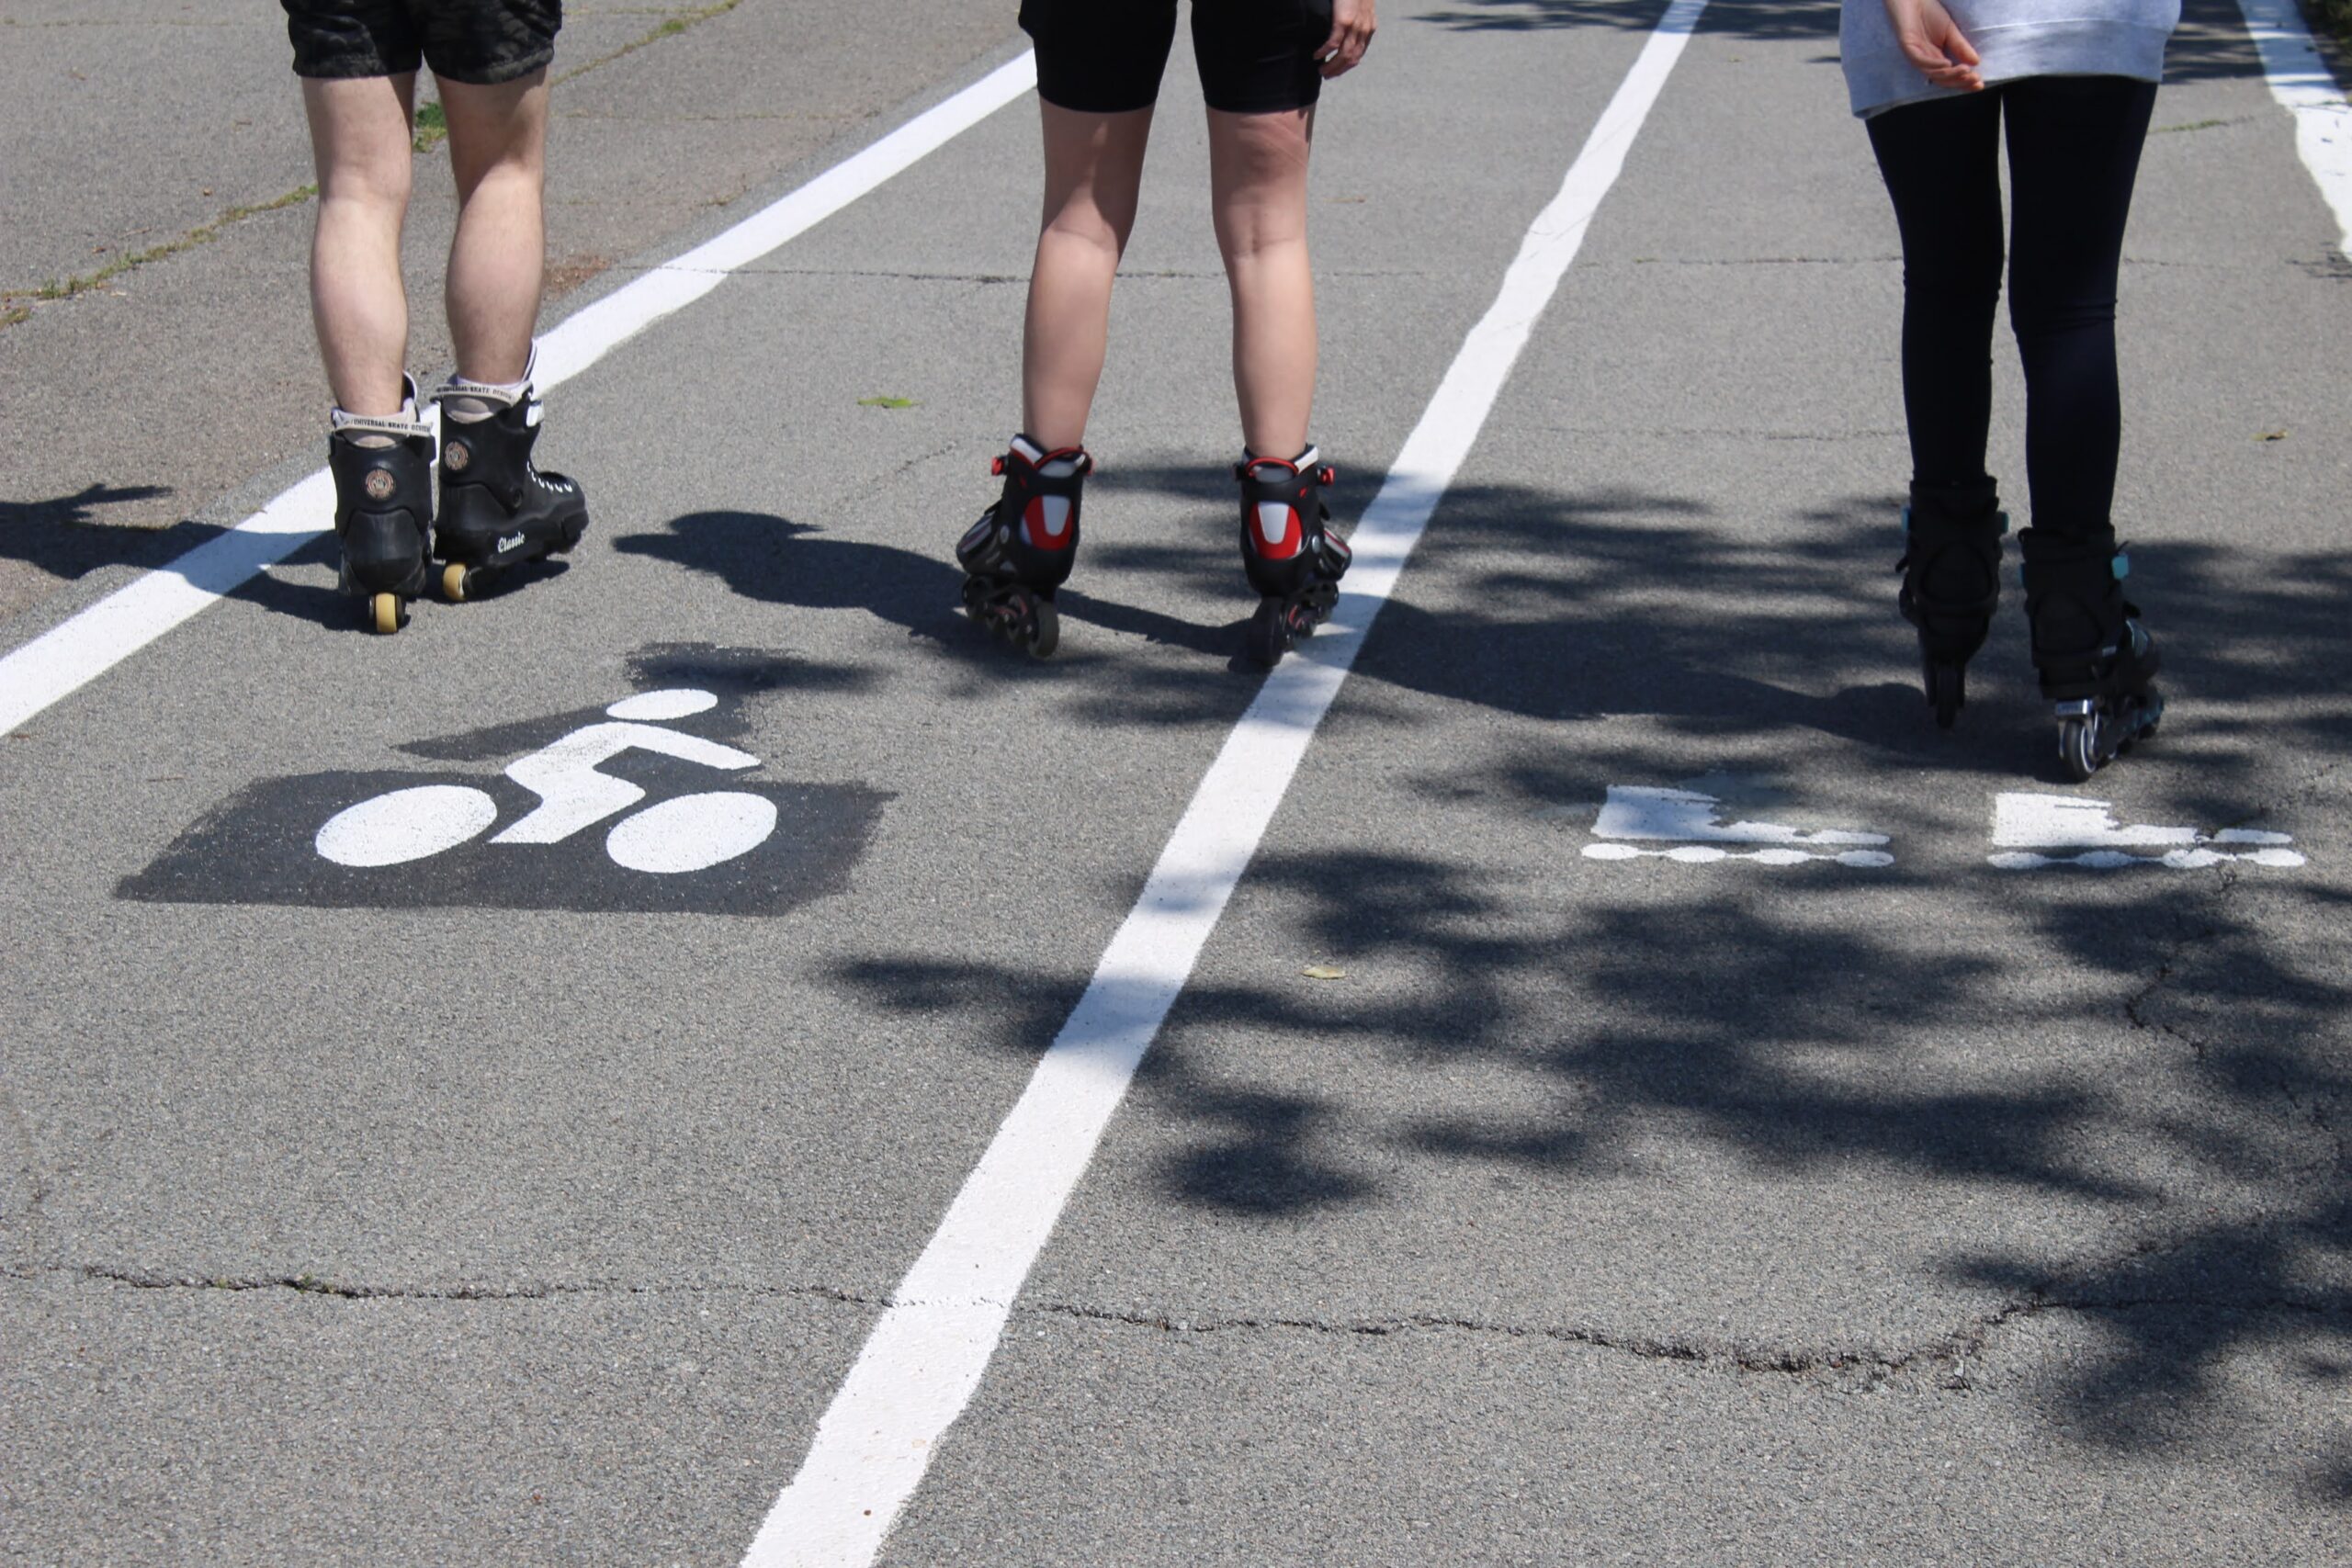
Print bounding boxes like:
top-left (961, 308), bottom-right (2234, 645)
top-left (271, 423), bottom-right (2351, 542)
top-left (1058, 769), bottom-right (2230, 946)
top-left (1867, 75), bottom-right (2158, 537)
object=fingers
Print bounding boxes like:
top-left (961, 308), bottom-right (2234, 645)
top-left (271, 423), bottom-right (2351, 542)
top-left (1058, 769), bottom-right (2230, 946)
top-left (1318, 0), bottom-right (1375, 77)
top-left (1897, 24), bottom-right (1983, 89)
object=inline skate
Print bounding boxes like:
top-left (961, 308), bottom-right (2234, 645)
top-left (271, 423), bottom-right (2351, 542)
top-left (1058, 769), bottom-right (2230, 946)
top-left (2021, 524), bottom-right (2163, 781)
top-left (327, 377), bottom-right (435, 635)
top-left (1896, 478), bottom-right (2006, 728)
top-left (1238, 447), bottom-right (1350, 669)
top-left (431, 366), bottom-right (589, 604)
top-left (956, 435), bottom-right (1091, 659)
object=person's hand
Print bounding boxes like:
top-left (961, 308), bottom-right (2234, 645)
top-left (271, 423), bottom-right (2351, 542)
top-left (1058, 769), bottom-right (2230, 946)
top-left (1319, 0), bottom-right (1375, 77)
top-left (1883, 0), bottom-right (1983, 90)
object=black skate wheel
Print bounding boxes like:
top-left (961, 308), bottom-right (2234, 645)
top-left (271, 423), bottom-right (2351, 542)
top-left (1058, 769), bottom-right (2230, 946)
top-left (2059, 716), bottom-right (2099, 783)
top-left (1246, 599), bottom-right (1290, 670)
top-left (440, 563), bottom-right (472, 604)
top-left (1025, 596), bottom-right (1059, 660)
top-left (1927, 662), bottom-right (1964, 729)
top-left (369, 592), bottom-right (405, 636)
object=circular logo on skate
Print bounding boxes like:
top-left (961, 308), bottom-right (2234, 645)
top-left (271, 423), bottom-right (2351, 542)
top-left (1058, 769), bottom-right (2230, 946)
top-left (364, 468), bottom-right (397, 501)
top-left (445, 441), bottom-right (472, 473)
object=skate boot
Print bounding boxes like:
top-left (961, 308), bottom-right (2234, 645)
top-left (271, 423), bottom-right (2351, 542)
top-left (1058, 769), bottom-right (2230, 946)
top-left (327, 378), bottom-right (435, 635)
top-left (1238, 446), bottom-right (1351, 670)
top-left (431, 360), bottom-right (588, 604)
top-left (1895, 477), bottom-right (2007, 728)
top-left (956, 434), bottom-right (1091, 659)
top-left (2021, 524), bottom-right (2163, 782)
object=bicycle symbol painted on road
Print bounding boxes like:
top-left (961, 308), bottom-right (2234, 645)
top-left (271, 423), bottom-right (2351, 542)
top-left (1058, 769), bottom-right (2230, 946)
top-left (315, 689), bottom-right (777, 875)
top-left (121, 658), bottom-right (890, 916)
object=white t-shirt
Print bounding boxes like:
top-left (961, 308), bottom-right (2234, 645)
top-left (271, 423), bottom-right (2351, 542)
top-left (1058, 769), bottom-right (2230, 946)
top-left (1840, 0), bottom-right (2179, 116)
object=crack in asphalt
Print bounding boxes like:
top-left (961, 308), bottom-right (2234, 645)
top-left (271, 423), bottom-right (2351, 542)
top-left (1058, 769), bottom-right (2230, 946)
top-left (1023, 1288), bottom-right (2348, 1391)
top-left (45, 1265), bottom-right (885, 1308)
top-left (38, 1266), bottom-right (2339, 1390)
top-left (2120, 809), bottom-right (2347, 1173)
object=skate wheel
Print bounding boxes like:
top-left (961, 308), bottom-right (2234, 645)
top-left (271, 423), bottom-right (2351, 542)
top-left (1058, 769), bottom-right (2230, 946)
top-left (2059, 716), bottom-right (2100, 783)
top-left (1025, 596), bottom-right (1059, 660)
top-left (1928, 663), bottom-right (1964, 730)
top-left (1246, 599), bottom-right (1290, 670)
top-left (441, 563), bottom-right (471, 603)
top-left (368, 592), bottom-right (405, 635)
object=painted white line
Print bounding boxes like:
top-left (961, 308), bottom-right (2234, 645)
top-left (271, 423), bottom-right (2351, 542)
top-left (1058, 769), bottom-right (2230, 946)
top-left (1583, 843), bottom-right (1896, 867)
top-left (1987, 791), bottom-right (2306, 870)
top-left (737, 5), bottom-right (1713, 1562)
top-left (2233, 0), bottom-right (2352, 257)
top-left (1989, 846), bottom-right (2307, 869)
top-left (0, 52), bottom-right (1041, 739)
top-left (1589, 784), bottom-right (1891, 846)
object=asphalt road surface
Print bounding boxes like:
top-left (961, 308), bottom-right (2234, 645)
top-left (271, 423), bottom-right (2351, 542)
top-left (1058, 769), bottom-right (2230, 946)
top-left (4, 1), bottom-right (2350, 1564)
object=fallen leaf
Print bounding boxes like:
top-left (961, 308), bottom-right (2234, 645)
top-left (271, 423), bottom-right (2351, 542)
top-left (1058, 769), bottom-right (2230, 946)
top-left (2256, 429), bottom-right (2288, 441)
top-left (858, 395), bottom-right (918, 409)
top-left (1302, 964), bottom-right (1346, 980)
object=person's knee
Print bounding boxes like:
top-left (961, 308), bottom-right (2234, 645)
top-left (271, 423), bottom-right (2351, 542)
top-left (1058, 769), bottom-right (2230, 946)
top-left (2009, 290), bottom-right (2115, 348)
top-left (1903, 241), bottom-right (2002, 317)
top-left (1040, 189), bottom-right (1135, 260)
top-left (319, 144), bottom-right (413, 214)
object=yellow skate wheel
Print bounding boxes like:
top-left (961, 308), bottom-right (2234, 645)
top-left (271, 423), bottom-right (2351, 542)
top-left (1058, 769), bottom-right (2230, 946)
top-left (441, 563), bottom-right (470, 603)
top-left (369, 592), bottom-right (402, 636)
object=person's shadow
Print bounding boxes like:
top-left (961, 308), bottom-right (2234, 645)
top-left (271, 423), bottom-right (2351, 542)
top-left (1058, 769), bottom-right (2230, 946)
top-left (616, 510), bottom-right (1243, 662)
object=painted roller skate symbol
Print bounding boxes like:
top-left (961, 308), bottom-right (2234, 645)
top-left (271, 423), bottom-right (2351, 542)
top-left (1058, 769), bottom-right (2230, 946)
top-left (315, 689), bottom-right (776, 874)
top-left (1988, 794), bottom-right (2304, 871)
top-left (1581, 785), bottom-right (1894, 867)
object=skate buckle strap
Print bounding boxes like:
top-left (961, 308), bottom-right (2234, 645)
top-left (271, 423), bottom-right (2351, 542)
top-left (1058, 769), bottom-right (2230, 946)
top-left (1000, 441), bottom-right (1092, 492)
top-left (331, 407), bottom-right (434, 443)
top-left (330, 372), bottom-right (432, 443)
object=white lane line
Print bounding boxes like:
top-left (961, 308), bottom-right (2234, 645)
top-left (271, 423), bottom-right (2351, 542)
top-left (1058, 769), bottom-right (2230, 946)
top-left (738, 4), bottom-right (1713, 1562)
top-left (2233, 0), bottom-right (2352, 256)
top-left (0, 52), bottom-right (1041, 739)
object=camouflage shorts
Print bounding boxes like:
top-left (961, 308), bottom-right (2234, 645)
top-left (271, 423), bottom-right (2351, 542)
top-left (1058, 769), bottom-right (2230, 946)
top-left (285, 0), bottom-right (561, 85)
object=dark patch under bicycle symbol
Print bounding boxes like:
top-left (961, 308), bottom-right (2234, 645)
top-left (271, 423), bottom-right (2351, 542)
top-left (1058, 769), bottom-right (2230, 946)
top-left (119, 657), bottom-right (889, 916)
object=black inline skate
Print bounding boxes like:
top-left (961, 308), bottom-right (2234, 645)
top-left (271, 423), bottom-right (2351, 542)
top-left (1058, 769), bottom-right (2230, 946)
top-left (431, 367), bottom-right (589, 604)
top-left (1895, 477), bottom-right (2007, 728)
top-left (1238, 447), bottom-right (1350, 669)
top-left (2021, 524), bottom-right (2163, 781)
top-left (327, 378), bottom-right (435, 635)
top-left (956, 435), bottom-right (1091, 659)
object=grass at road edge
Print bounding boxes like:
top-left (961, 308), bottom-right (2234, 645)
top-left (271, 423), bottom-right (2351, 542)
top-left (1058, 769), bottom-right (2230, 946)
top-left (0, 0), bottom-right (746, 331)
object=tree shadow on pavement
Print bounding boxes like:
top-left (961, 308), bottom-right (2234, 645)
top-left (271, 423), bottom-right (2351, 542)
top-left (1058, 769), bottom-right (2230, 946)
top-left (0, 484), bottom-right (201, 586)
top-left (1417, 0), bottom-right (1837, 40)
top-left (835, 822), bottom-right (2351, 1491)
top-left (813, 434), bottom-right (2352, 1493)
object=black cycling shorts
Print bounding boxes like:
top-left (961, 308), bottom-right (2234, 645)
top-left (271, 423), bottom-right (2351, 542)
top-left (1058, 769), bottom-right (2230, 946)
top-left (285, 0), bottom-right (561, 85)
top-left (1019, 0), bottom-right (1335, 115)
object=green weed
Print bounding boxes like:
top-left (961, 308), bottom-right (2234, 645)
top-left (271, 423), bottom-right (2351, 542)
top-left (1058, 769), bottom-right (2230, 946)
top-left (413, 99), bottom-right (448, 153)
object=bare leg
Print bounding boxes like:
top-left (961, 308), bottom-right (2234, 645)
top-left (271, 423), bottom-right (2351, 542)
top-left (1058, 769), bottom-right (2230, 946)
top-left (1023, 103), bottom-right (1153, 449)
top-left (302, 74), bottom-right (418, 415)
top-left (1208, 106), bottom-right (1317, 457)
top-left (438, 71), bottom-right (549, 386)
